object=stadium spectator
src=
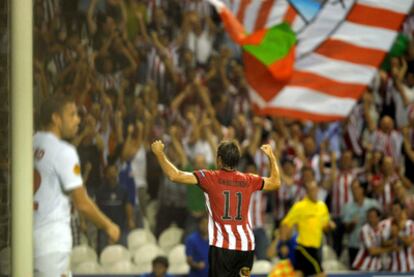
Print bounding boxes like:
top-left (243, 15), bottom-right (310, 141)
top-left (380, 200), bottom-right (414, 272)
top-left (185, 214), bottom-right (209, 277)
top-left (185, 153), bottom-right (211, 236)
top-left (95, 163), bottom-right (134, 252)
top-left (273, 157), bottom-right (304, 228)
top-left (300, 136), bottom-right (322, 182)
top-left (154, 126), bottom-right (188, 238)
top-left (121, 120), bottom-right (147, 228)
top-left (394, 182), bottom-right (414, 220)
top-left (75, 113), bottom-right (105, 197)
top-left (352, 207), bottom-right (391, 271)
top-left (118, 158), bottom-right (141, 227)
top-left (314, 122), bottom-right (341, 158)
top-left (342, 180), bottom-right (381, 268)
top-left (327, 150), bottom-right (356, 258)
top-left (371, 156), bottom-right (401, 215)
top-left (244, 158), bottom-right (270, 260)
top-left (368, 116), bottom-right (403, 166)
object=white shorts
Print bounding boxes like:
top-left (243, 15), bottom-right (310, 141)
top-left (34, 252), bottom-right (71, 277)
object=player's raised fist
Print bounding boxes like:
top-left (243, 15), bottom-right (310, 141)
top-left (151, 140), bottom-right (165, 155)
top-left (260, 144), bottom-right (274, 157)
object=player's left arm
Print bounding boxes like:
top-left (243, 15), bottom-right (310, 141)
top-left (260, 144), bottom-right (281, 191)
top-left (151, 140), bottom-right (198, 185)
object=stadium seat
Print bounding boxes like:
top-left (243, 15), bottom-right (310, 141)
top-left (73, 261), bottom-right (103, 274)
top-left (168, 244), bottom-right (187, 266)
top-left (100, 244), bottom-right (131, 266)
top-left (158, 225), bottom-right (183, 253)
top-left (322, 260), bottom-right (348, 272)
top-left (133, 243), bottom-right (165, 265)
top-left (251, 260), bottom-right (272, 274)
top-left (168, 263), bottom-right (190, 275)
top-left (322, 260), bottom-right (338, 272)
top-left (322, 245), bottom-right (337, 261)
top-left (70, 244), bottom-right (97, 268)
top-left (0, 247), bottom-right (10, 276)
top-left (106, 260), bottom-right (137, 273)
top-left (336, 261), bottom-right (348, 271)
top-left (127, 228), bottom-right (157, 252)
top-left (135, 262), bottom-right (152, 274)
top-left (127, 229), bottom-right (149, 252)
top-left (146, 229), bottom-right (157, 244)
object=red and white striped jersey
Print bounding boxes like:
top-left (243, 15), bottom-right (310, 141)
top-left (380, 218), bottom-right (414, 272)
top-left (369, 130), bottom-right (403, 165)
top-left (331, 170), bottom-right (355, 217)
top-left (194, 169), bottom-right (264, 251)
top-left (274, 182), bottom-right (305, 221)
top-left (352, 223), bottom-right (383, 271)
top-left (249, 191), bottom-right (267, 228)
top-left (373, 174), bottom-right (399, 215)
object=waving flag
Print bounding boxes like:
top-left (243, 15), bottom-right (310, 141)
top-left (216, 3), bottom-right (297, 81)
top-left (217, 0), bottom-right (414, 121)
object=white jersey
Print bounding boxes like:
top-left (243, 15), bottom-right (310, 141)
top-left (33, 132), bottom-right (83, 257)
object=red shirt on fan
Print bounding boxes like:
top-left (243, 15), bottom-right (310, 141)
top-left (193, 169), bottom-right (264, 252)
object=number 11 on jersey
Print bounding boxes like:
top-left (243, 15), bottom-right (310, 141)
top-left (222, 191), bottom-right (243, 221)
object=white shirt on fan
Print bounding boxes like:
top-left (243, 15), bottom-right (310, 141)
top-left (33, 131), bottom-right (82, 257)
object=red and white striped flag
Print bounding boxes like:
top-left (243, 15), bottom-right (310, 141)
top-left (224, 0), bottom-right (414, 121)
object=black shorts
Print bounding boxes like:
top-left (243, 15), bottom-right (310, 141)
top-left (294, 244), bottom-right (323, 276)
top-left (209, 246), bottom-right (254, 277)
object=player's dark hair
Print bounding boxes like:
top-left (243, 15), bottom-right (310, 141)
top-left (39, 94), bottom-right (75, 128)
top-left (217, 140), bottom-right (241, 169)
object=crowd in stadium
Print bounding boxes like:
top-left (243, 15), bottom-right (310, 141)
top-left (32, 0), bottom-right (414, 274)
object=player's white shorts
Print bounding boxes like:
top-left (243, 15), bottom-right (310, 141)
top-left (34, 252), bottom-right (71, 277)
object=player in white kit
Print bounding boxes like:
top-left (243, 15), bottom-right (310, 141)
top-left (33, 95), bottom-right (120, 276)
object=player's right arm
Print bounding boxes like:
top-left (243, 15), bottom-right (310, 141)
top-left (71, 186), bottom-right (120, 242)
top-left (55, 144), bottom-right (121, 242)
top-left (151, 140), bottom-right (198, 185)
top-left (260, 144), bottom-right (281, 191)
